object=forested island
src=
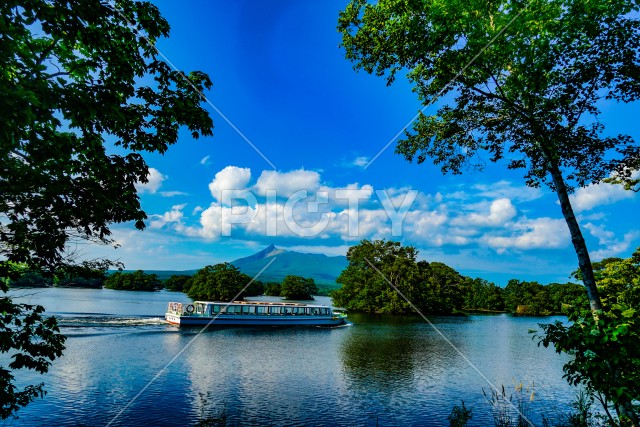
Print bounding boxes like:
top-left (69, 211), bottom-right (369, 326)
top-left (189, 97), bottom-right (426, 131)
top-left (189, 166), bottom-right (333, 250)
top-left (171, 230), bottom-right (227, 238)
top-left (9, 239), bottom-right (637, 317)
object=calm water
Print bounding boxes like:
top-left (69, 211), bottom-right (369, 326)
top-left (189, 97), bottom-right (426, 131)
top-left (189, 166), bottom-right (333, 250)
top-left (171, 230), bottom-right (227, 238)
top-left (4, 288), bottom-right (577, 426)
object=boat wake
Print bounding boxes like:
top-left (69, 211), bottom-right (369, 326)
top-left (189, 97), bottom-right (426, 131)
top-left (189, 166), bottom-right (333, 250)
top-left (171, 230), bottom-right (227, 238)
top-left (58, 315), bottom-right (166, 328)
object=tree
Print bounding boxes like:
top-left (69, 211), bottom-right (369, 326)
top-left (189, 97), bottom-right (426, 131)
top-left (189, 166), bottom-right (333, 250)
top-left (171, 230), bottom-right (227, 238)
top-left (1, 0), bottom-right (213, 274)
top-left (1, 0), bottom-right (213, 418)
top-left (0, 286), bottom-right (65, 419)
top-left (264, 282), bottom-right (282, 296)
top-left (103, 270), bottom-right (161, 291)
top-left (338, 0), bottom-right (640, 314)
top-left (54, 267), bottom-right (106, 289)
top-left (164, 274), bottom-right (192, 292)
top-left (333, 240), bottom-right (472, 314)
top-left (186, 264), bottom-right (253, 302)
top-left (280, 275), bottom-right (318, 300)
top-left (331, 240), bottom-right (418, 314)
top-left (416, 261), bottom-right (466, 314)
top-left (538, 247), bottom-right (640, 425)
top-left (462, 278), bottom-right (505, 312)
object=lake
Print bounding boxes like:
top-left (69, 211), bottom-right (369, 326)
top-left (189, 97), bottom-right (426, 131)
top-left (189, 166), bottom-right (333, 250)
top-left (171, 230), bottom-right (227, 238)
top-left (4, 288), bottom-right (577, 426)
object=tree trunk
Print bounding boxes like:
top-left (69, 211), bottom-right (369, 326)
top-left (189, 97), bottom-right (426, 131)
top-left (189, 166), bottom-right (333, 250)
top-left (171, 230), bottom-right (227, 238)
top-left (547, 162), bottom-right (602, 312)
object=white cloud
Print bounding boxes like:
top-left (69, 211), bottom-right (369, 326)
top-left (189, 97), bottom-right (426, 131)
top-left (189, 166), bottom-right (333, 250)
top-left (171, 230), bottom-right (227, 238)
top-left (254, 169), bottom-right (320, 197)
top-left (160, 191), bottom-right (188, 197)
top-left (351, 156), bottom-right (369, 167)
top-left (319, 183), bottom-right (374, 205)
top-left (585, 223), bottom-right (640, 260)
top-left (591, 231), bottom-right (640, 260)
top-left (452, 198), bottom-right (517, 227)
top-left (208, 166), bottom-right (252, 202)
top-left (472, 181), bottom-right (543, 202)
top-left (570, 173), bottom-right (639, 212)
top-left (149, 204), bottom-right (186, 229)
top-left (135, 167), bottom-right (165, 194)
top-left (484, 217), bottom-right (569, 251)
top-left (200, 155), bottom-right (211, 166)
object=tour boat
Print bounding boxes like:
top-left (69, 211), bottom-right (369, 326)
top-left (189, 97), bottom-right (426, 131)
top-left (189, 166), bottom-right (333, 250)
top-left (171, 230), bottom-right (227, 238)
top-left (165, 300), bottom-right (348, 327)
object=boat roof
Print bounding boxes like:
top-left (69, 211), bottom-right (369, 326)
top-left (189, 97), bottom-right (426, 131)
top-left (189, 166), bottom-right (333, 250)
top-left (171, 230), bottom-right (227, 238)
top-left (193, 300), bottom-right (330, 308)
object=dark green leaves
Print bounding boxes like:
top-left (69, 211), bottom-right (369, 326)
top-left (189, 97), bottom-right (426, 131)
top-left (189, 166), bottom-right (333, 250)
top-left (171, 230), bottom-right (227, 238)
top-left (1, 0), bottom-right (214, 419)
top-left (339, 0), bottom-right (640, 190)
top-left (1, 0), bottom-right (214, 274)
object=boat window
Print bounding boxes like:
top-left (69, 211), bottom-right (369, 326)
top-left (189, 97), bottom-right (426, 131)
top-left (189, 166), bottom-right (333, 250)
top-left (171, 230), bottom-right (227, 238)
top-left (257, 306), bottom-right (267, 315)
top-left (312, 309), bottom-right (319, 315)
top-left (322, 308), bottom-right (329, 315)
top-left (212, 305), bottom-right (220, 314)
top-left (242, 305), bottom-right (252, 314)
top-left (269, 306), bottom-right (281, 315)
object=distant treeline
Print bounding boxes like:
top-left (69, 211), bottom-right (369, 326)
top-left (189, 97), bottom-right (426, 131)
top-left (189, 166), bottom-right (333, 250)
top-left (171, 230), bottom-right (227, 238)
top-left (330, 240), bottom-right (589, 316)
top-left (7, 243), bottom-right (593, 315)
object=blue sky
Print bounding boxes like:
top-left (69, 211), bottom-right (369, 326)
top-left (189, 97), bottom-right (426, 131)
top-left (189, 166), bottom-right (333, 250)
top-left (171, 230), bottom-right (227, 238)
top-left (88, 0), bottom-right (640, 286)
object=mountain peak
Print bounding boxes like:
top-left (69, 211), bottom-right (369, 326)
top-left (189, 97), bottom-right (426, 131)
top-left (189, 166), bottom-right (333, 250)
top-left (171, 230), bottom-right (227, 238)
top-left (231, 245), bottom-right (348, 287)
top-left (237, 244), bottom-right (285, 262)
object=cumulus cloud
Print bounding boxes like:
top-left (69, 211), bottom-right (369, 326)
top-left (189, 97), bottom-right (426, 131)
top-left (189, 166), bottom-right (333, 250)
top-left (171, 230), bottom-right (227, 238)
top-left (149, 166), bottom-right (604, 256)
top-left (135, 167), bottom-right (165, 194)
top-left (254, 169), bottom-right (320, 197)
top-left (484, 217), bottom-right (569, 251)
top-left (452, 198), bottom-right (517, 227)
top-left (472, 181), bottom-right (543, 202)
top-left (200, 155), bottom-right (211, 166)
top-left (569, 172), bottom-right (639, 212)
top-left (585, 223), bottom-right (640, 260)
top-left (149, 204), bottom-right (186, 229)
top-left (208, 166), bottom-right (252, 202)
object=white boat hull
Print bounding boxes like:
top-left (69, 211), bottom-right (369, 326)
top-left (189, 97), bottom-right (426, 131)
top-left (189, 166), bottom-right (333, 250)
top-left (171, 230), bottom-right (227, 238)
top-left (165, 313), bottom-right (346, 327)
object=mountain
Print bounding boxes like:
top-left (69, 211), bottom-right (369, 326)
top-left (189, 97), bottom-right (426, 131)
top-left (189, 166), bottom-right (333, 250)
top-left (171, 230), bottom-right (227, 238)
top-left (115, 245), bottom-right (348, 288)
top-left (231, 244), bottom-right (348, 288)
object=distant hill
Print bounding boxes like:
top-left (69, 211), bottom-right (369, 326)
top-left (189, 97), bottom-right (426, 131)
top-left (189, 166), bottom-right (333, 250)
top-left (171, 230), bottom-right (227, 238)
top-left (231, 244), bottom-right (348, 288)
top-left (114, 245), bottom-right (348, 288)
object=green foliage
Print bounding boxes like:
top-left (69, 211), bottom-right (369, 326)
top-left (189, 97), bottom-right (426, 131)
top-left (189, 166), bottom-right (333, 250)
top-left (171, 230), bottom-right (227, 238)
top-left (503, 280), bottom-right (589, 316)
top-left (504, 280), bottom-right (552, 315)
top-left (264, 282), bottom-right (282, 296)
top-left (332, 241), bottom-right (589, 316)
top-left (164, 274), bottom-right (192, 292)
top-left (463, 278), bottom-right (505, 312)
top-left (537, 248), bottom-right (640, 425)
top-left (0, 0), bottom-right (213, 274)
top-left (8, 271), bottom-right (52, 288)
top-left (0, 295), bottom-right (65, 419)
top-left (54, 268), bottom-right (106, 289)
top-left (104, 270), bottom-right (161, 291)
top-left (338, 0), bottom-right (640, 313)
top-left (331, 240), bottom-right (467, 314)
top-left (331, 240), bottom-right (417, 314)
top-left (280, 275), bottom-right (318, 300)
top-left (1, 0), bottom-right (213, 418)
top-left (186, 264), bottom-right (253, 302)
top-left (338, 0), bottom-right (640, 191)
top-left (244, 280), bottom-right (265, 298)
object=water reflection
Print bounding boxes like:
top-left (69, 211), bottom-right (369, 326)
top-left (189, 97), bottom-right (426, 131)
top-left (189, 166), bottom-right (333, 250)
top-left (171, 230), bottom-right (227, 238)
top-left (2, 289), bottom-right (576, 427)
